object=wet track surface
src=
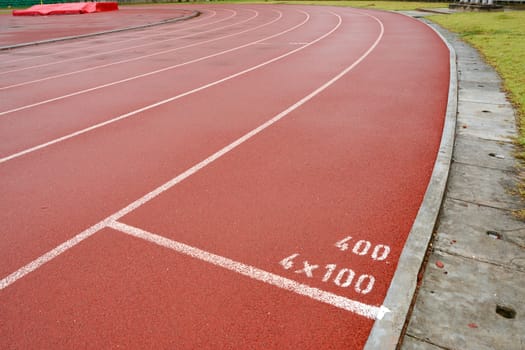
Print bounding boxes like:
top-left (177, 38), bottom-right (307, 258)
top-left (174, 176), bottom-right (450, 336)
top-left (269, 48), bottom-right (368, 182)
top-left (0, 5), bottom-right (449, 348)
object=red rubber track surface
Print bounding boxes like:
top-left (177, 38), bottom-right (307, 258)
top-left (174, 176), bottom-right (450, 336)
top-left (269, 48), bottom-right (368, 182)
top-left (0, 5), bottom-right (449, 349)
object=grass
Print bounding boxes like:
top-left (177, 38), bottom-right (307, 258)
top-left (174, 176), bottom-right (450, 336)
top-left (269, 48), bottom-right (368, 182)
top-left (430, 11), bottom-right (525, 217)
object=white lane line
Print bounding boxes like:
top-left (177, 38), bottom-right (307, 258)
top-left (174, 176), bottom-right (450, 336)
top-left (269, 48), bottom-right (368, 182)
top-left (0, 9), bottom-right (289, 116)
top-left (0, 9), bottom-right (262, 90)
top-left (109, 221), bottom-right (391, 320)
top-left (0, 11), bottom-right (312, 164)
top-left (0, 9), bottom-right (220, 68)
top-left (0, 11), bottom-right (383, 298)
top-left (0, 9), bottom-right (236, 76)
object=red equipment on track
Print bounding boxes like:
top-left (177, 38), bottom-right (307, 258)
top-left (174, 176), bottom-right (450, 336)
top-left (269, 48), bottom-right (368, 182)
top-left (12, 2), bottom-right (118, 16)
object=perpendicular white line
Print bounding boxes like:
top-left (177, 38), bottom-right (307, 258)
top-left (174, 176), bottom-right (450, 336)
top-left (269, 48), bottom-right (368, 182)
top-left (0, 9), bottom-right (264, 90)
top-left (0, 10), bottom-right (382, 294)
top-left (109, 221), bottom-right (390, 320)
top-left (0, 9), bottom-right (236, 76)
top-left (0, 9), bottom-right (293, 117)
top-left (0, 11), bottom-right (317, 164)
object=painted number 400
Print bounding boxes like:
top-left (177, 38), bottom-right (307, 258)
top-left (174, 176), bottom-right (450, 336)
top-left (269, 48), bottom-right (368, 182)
top-left (335, 236), bottom-right (390, 261)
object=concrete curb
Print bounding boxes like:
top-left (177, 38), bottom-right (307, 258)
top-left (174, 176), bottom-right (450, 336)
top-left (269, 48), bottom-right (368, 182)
top-left (364, 14), bottom-right (458, 350)
top-left (0, 9), bottom-right (200, 51)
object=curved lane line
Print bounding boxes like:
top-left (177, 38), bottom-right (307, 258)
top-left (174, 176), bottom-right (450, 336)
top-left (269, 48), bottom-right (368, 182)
top-left (0, 12), bottom-right (386, 320)
top-left (0, 9), bottom-right (262, 90)
top-left (0, 9), bottom-right (220, 67)
top-left (0, 9), bottom-right (238, 76)
top-left (0, 9), bottom-right (309, 163)
top-left (0, 9), bottom-right (287, 116)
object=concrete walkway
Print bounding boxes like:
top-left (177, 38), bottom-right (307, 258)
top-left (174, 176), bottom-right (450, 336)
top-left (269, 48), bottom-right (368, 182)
top-left (401, 16), bottom-right (525, 350)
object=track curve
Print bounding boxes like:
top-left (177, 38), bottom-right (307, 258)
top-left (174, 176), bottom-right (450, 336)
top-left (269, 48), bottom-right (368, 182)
top-left (0, 4), bottom-right (449, 349)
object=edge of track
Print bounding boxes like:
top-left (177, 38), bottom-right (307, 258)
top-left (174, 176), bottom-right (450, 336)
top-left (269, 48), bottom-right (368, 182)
top-left (0, 8), bottom-right (200, 51)
top-left (364, 12), bottom-right (458, 350)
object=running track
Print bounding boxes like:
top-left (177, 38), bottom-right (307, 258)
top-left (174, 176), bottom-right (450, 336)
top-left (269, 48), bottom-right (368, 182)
top-left (0, 4), bottom-right (449, 349)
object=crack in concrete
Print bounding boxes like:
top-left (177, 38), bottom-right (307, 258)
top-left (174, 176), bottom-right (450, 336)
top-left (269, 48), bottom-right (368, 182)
top-left (451, 159), bottom-right (515, 172)
top-left (404, 334), bottom-right (454, 350)
top-left (447, 196), bottom-right (520, 212)
top-left (458, 99), bottom-right (509, 106)
top-left (433, 247), bottom-right (525, 272)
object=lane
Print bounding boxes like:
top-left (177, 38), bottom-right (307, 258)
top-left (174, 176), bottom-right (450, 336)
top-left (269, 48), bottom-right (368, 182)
top-left (0, 5), bottom-right (450, 349)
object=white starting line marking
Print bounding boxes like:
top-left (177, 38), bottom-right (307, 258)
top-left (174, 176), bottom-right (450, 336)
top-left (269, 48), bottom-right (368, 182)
top-left (0, 9), bottom-right (386, 321)
top-left (108, 220), bottom-right (390, 320)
